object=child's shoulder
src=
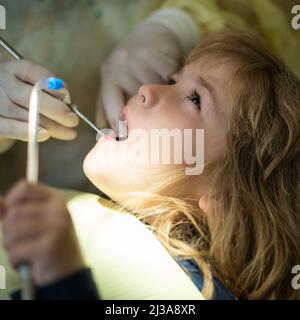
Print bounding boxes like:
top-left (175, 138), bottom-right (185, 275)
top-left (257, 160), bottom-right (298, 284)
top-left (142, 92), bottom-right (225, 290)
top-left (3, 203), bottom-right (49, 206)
top-left (177, 258), bottom-right (236, 300)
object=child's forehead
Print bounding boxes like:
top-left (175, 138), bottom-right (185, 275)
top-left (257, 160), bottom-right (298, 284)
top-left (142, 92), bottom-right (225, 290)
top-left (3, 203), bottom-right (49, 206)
top-left (180, 57), bottom-right (239, 81)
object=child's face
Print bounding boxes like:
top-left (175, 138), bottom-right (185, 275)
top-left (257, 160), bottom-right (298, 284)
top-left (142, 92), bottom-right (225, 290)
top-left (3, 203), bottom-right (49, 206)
top-left (84, 58), bottom-right (238, 203)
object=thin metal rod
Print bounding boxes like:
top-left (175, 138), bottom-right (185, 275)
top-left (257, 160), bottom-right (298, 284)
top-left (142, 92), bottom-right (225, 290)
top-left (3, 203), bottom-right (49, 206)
top-left (67, 104), bottom-right (103, 137)
top-left (0, 37), bottom-right (23, 60)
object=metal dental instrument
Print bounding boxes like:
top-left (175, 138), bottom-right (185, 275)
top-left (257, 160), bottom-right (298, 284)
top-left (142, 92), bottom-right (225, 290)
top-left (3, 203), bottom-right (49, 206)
top-left (0, 36), bottom-right (104, 139)
top-left (66, 103), bottom-right (103, 137)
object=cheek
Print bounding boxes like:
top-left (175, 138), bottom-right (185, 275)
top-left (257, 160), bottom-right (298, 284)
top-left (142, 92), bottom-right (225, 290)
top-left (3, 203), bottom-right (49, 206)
top-left (203, 123), bottom-right (227, 162)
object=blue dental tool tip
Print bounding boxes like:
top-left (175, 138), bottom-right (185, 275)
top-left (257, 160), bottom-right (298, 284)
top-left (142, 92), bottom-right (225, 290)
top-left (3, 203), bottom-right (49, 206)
top-left (46, 77), bottom-right (65, 90)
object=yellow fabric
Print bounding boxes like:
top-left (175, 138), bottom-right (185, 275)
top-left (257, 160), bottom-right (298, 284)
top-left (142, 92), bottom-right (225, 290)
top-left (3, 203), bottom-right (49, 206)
top-left (161, 0), bottom-right (300, 76)
top-left (0, 189), bottom-right (204, 300)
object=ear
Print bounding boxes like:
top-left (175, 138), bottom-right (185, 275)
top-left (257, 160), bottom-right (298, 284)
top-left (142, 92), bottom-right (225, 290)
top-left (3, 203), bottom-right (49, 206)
top-left (198, 192), bottom-right (217, 215)
top-left (198, 193), bottom-right (210, 214)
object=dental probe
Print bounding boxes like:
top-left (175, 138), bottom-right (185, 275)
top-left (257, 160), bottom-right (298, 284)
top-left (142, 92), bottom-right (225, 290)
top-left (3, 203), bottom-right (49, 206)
top-left (66, 103), bottom-right (103, 137)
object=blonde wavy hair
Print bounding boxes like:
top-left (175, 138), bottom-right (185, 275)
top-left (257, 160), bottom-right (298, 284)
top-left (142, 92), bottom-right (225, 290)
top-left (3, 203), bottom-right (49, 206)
top-left (117, 31), bottom-right (300, 300)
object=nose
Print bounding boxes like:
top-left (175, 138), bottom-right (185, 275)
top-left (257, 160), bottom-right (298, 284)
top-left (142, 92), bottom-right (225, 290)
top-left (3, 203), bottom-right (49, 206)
top-left (138, 84), bottom-right (161, 108)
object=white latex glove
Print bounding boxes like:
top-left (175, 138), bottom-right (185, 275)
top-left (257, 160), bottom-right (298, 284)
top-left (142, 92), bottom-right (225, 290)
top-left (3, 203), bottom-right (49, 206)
top-left (97, 8), bottom-right (199, 135)
top-left (0, 59), bottom-right (79, 151)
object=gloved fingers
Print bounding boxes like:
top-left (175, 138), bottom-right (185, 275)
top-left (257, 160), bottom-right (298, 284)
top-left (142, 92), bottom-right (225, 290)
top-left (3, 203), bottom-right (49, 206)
top-left (0, 96), bottom-right (29, 121)
top-left (0, 97), bottom-right (77, 141)
top-left (0, 117), bottom-right (50, 142)
top-left (14, 60), bottom-right (55, 86)
top-left (111, 70), bottom-right (141, 97)
top-left (99, 74), bottom-right (125, 135)
top-left (39, 90), bottom-right (79, 127)
top-left (129, 55), bottom-right (164, 85)
top-left (146, 51), bottom-right (181, 81)
top-left (38, 114), bottom-right (77, 141)
top-left (6, 77), bottom-right (79, 128)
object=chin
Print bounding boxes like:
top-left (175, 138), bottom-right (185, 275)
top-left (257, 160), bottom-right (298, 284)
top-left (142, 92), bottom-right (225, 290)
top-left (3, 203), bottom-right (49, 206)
top-left (83, 147), bottom-right (96, 179)
top-left (83, 149), bottom-right (107, 190)
top-left (83, 148), bottom-right (124, 201)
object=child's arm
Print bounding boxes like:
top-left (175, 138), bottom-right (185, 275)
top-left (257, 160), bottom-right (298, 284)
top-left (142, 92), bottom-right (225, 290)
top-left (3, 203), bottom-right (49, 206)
top-left (0, 180), bottom-right (99, 300)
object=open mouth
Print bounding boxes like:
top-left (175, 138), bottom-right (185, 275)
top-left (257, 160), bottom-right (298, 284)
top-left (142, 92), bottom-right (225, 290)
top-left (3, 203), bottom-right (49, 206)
top-left (95, 126), bottom-right (128, 142)
top-left (96, 109), bottom-right (129, 142)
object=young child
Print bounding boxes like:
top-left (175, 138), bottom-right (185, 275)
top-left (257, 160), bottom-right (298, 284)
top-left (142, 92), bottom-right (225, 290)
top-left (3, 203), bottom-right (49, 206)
top-left (0, 30), bottom-right (299, 300)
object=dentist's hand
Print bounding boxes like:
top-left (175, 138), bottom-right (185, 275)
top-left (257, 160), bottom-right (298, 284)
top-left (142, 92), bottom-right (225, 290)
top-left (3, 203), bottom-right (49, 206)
top-left (97, 23), bottom-right (182, 134)
top-left (0, 59), bottom-right (79, 144)
top-left (0, 180), bottom-right (85, 287)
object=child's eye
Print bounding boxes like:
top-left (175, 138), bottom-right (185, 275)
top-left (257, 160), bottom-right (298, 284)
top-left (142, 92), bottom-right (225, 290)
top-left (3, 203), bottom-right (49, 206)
top-left (186, 89), bottom-right (202, 110)
top-left (168, 77), bottom-right (176, 85)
